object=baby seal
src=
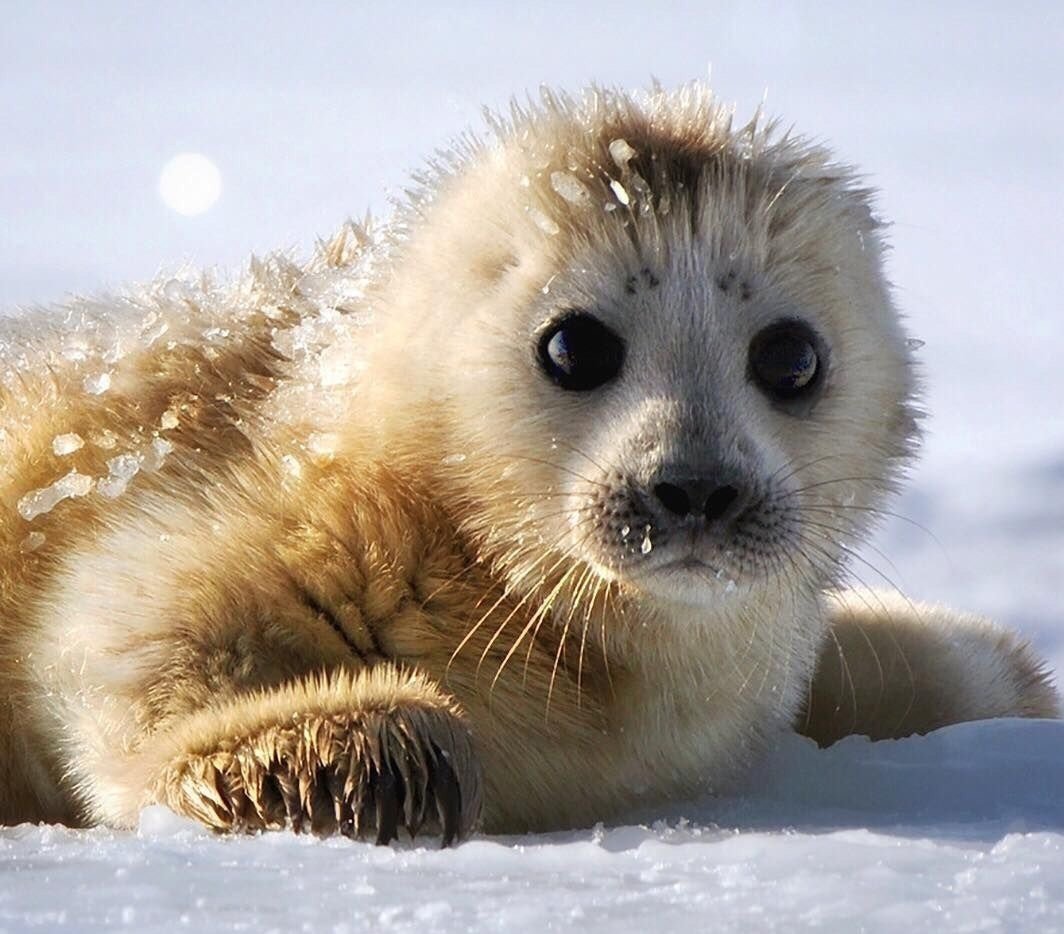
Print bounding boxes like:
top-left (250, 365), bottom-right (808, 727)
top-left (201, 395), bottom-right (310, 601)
top-left (0, 83), bottom-right (1056, 842)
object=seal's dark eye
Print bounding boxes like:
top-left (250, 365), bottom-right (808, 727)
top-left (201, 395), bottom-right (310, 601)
top-left (538, 312), bottom-right (625, 391)
top-left (749, 320), bottom-right (823, 404)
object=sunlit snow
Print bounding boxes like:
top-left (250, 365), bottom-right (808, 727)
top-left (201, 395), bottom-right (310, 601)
top-left (3, 720), bottom-right (1064, 932)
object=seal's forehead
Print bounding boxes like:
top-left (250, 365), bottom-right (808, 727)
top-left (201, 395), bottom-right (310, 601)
top-left (503, 107), bottom-right (879, 292)
top-left (396, 87), bottom-right (886, 349)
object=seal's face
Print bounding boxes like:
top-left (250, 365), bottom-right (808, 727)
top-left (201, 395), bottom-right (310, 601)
top-left (531, 294), bottom-right (830, 604)
top-left (507, 221), bottom-right (867, 609)
top-left (405, 97), bottom-right (918, 610)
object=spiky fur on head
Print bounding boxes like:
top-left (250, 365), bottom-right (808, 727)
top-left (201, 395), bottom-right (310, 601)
top-left (365, 83), bottom-right (919, 642)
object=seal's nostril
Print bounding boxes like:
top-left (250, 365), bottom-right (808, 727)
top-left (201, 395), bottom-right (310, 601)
top-left (653, 482), bottom-right (691, 516)
top-left (703, 485), bottom-right (739, 522)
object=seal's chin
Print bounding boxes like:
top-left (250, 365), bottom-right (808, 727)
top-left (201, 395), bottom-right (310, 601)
top-left (609, 544), bottom-right (749, 608)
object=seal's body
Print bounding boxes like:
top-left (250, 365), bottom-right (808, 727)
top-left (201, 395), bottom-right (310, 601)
top-left (0, 86), bottom-right (1055, 841)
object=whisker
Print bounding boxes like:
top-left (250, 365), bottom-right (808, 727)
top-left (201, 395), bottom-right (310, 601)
top-left (497, 453), bottom-right (609, 489)
top-left (796, 532), bottom-right (918, 734)
top-left (489, 529), bottom-right (599, 695)
top-left (788, 476), bottom-right (886, 496)
top-left (799, 501), bottom-right (948, 558)
top-left (545, 436), bottom-right (609, 475)
top-left (768, 452), bottom-right (851, 488)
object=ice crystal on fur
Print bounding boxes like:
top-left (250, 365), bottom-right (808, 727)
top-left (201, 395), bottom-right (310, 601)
top-left (52, 433), bottom-right (84, 456)
top-left (550, 171), bottom-right (591, 206)
top-left (159, 409), bottom-right (179, 431)
top-left (528, 206), bottom-right (561, 235)
top-left (608, 138), bottom-right (637, 170)
top-left (141, 438), bottom-right (173, 472)
top-left (97, 454), bottom-right (141, 499)
top-left (19, 532), bottom-right (46, 553)
top-left (17, 470), bottom-right (95, 520)
top-left (83, 372), bottom-right (111, 395)
top-left (608, 179), bottom-right (630, 205)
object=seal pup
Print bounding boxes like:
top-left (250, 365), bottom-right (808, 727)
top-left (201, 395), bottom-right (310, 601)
top-left (0, 84), bottom-right (1056, 842)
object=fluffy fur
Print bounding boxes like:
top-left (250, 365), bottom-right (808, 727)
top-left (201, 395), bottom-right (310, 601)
top-left (0, 83), bottom-right (1056, 840)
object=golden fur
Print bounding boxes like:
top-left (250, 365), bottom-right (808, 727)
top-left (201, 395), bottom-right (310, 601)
top-left (0, 83), bottom-right (1056, 841)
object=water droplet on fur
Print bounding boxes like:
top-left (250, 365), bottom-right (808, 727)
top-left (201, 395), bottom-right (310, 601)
top-left (97, 453), bottom-right (142, 499)
top-left (621, 525), bottom-right (631, 539)
top-left (724, 579), bottom-right (737, 593)
top-left (83, 372), bottom-right (111, 395)
top-left (550, 171), bottom-right (591, 206)
top-left (141, 438), bottom-right (173, 473)
top-left (52, 433), bottom-right (84, 456)
top-left (141, 319), bottom-right (169, 347)
top-left (90, 430), bottom-right (119, 450)
top-left (307, 432), bottom-right (339, 458)
top-left (18, 470), bottom-right (95, 520)
top-left (102, 341), bottom-right (124, 365)
top-left (280, 454), bottom-right (302, 478)
top-left (609, 180), bottom-right (630, 206)
top-left (20, 531), bottom-right (46, 553)
top-left (527, 207), bottom-right (560, 236)
top-left (163, 278), bottom-right (191, 303)
top-left (159, 409), bottom-right (180, 431)
top-left (441, 453), bottom-right (467, 465)
top-left (640, 527), bottom-right (653, 555)
top-left (608, 138), bottom-right (637, 170)
top-left (61, 342), bottom-right (89, 362)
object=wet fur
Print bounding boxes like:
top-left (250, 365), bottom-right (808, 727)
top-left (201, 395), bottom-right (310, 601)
top-left (0, 84), bottom-right (1056, 838)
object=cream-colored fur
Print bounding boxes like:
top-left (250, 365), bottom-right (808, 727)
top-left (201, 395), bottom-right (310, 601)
top-left (0, 83), bottom-right (1056, 841)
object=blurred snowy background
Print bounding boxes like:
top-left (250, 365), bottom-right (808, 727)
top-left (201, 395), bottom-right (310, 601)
top-left (2, 2), bottom-right (1063, 930)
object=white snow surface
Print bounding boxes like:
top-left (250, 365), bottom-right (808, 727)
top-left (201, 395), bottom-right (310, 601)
top-left (4, 720), bottom-right (1064, 932)
top-left (2, 3), bottom-right (1063, 931)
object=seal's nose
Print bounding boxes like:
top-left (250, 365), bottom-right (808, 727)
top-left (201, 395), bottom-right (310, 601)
top-left (652, 477), bottom-right (746, 524)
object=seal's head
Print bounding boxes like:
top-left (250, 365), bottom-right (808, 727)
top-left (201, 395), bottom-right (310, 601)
top-left (382, 84), bottom-right (918, 613)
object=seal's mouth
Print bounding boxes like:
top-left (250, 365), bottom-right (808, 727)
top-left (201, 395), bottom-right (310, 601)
top-left (623, 542), bottom-right (741, 592)
top-left (616, 549), bottom-right (745, 607)
top-left (655, 556), bottom-right (723, 575)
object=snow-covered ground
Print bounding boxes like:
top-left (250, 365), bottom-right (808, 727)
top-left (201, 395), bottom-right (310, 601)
top-left (1, 2), bottom-right (1062, 930)
top-left (4, 721), bottom-right (1064, 932)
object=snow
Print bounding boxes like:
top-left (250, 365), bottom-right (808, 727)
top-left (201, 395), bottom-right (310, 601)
top-left (82, 372), bottom-right (112, 396)
top-left (550, 171), bottom-right (592, 206)
top-left (1, 2), bottom-right (1062, 930)
top-left (608, 178), bottom-right (632, 206)
top-left (3, 720), bottom-right (1064, 932)
top-left (16, 470), bottom-right (95, 521)
top-left (51, 433), bottom-right (85, 456)
top-left (608, 138), bottom-right (638, 170)
top-left (97, 453), bottom-right (143, 500)
top-left (527, 206), bottom-right (561, 236)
